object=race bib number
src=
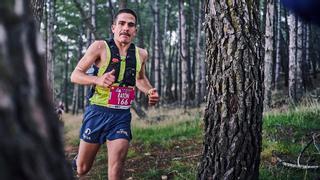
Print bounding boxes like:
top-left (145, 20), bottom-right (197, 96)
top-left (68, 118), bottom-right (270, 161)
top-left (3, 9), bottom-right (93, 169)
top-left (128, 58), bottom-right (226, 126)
top-left (108, 86), bottom-right (135, 109)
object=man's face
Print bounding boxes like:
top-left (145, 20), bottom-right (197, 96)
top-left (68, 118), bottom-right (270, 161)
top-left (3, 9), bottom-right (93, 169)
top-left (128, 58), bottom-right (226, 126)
top-left (112, 13), bottom-right (137, 44)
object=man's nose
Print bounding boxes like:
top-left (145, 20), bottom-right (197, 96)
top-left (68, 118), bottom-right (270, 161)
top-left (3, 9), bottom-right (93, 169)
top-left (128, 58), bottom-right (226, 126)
top-left (123, 24), bottom-right (129, 31)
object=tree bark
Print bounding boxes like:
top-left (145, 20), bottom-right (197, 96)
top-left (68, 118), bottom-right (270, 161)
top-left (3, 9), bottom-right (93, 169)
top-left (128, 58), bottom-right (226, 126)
top-left (30, 0), bottom-right (44, 29)
top-left (73, 0), bottom-right (99, 39)
top-left (288, 12), bottom-right (297, 104)
top-left (0, 1), bottom-right (72, 179)
top-left (91, 0), bottom-right (96, 40)
top-left (263, 0), bottom-right (274, 110)
top-left (152, 0), bottom-right (161, 96)
top-left (195, 0), bottom-right (203, 107)
top-left (296, 17), bottom-right (303, 100)
top-left (198, 0), bottom-right (263, 179)
top-left (179, 0), bottom-right (189, 108)
top-left (64, 42), bottom-right (69, 113)
top-left (46, 0), bottom-right (55, 99)
top-left (119, 0), bottom-right (127, 9)
top-left (275, 0), bottom-right (281, 90)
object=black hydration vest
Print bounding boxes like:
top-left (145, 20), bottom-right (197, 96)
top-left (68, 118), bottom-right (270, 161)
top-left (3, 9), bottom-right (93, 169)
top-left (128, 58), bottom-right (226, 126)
top-left (87, 39), bottom-right (138, 100)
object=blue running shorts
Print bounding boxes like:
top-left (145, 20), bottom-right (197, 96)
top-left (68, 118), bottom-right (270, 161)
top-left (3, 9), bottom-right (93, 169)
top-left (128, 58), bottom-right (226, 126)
top-left (79, 104), bottom-right (132, 144)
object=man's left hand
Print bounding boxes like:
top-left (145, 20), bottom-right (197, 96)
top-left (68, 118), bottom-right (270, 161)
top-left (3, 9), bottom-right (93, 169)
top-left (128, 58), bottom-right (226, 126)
top-left (147, 88), bottom-right (159, 106)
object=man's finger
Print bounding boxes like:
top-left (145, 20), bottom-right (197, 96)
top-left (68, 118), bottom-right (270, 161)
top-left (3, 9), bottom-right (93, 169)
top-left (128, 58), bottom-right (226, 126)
top-left (108, 69), bottom-right (115, 75)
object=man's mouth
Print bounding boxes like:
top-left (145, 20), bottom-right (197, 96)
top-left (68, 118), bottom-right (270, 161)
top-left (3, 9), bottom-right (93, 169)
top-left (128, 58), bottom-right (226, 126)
top-left (120, 33), bottom-right (130, 37)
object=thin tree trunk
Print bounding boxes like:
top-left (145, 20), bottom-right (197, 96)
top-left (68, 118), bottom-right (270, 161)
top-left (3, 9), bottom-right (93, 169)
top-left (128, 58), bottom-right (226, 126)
top-left (108, 0), bottom-right (115, 37)
top-left (46, 0), bottom-right (55, 99)
top-left (152, 0), bottom-right (161, 96)
top-left (198, 0), bottom-right (263, 179)
top-left (73, 0), bottom-right (99, 39)
top-left (179, 0), bottom-right (189, 108)
top-left (195, 0), bottom-right (202, 107)
top-left (91, 0), bottom-right (96, 41)
top-left (174, 44), bottom-right (179, 101)
top-left (288, 12), bottom-right (297, 104)
top-left (264, 0), bottom-right (275, 110)
top-left (72, 84), bottom-right (79, 115)
top-left (296, 17), bottom-right (303, 100)
top-left (64, 43), bottom-right (69, 113)
top-left (30, 0), bottom-right (44, 29)
top-left (275, 0), bottom-right (281, 90)
top-left (200, 37), bottom-right (206, 102)
top-left (0, 1), bottom-right (72, 179)
top-left (119, 0), bottom-right (127, 9)
top-left (166, 31), bottom-right (174, 102)
top-left (161, 0), bottom-right (169, 101)
top-left (134, 0), bottom-right (144, 48)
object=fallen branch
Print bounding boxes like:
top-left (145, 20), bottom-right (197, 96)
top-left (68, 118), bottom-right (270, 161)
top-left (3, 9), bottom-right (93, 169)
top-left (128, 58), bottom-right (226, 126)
top-left (313, 133), bottom-right (320, 153)
top-left (172, 154), bottom-right (201, 161)
top-left (274, 155), bottom-right (320, 170)
top-left (297, 138), bottom-right (313, 166)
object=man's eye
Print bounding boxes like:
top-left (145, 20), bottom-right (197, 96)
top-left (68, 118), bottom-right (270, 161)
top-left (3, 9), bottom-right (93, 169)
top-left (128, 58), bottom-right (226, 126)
top-left (128, 23), bottom-right (135, 27)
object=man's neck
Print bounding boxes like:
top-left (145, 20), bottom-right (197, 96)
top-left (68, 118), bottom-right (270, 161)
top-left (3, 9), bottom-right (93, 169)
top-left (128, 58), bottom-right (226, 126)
top-left (114, 39), bottom-right (131, 56)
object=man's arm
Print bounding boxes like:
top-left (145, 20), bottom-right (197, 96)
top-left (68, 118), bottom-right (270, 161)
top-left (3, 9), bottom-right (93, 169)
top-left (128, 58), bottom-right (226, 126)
top-left (70, 40), bottom-right (115, 88)
top-left (136, 48), bottom-right (159, 105)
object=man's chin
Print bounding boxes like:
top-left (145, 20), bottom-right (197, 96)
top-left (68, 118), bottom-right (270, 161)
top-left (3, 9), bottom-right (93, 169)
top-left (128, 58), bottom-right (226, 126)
top-left (118, 39), bottom-right (131, 44)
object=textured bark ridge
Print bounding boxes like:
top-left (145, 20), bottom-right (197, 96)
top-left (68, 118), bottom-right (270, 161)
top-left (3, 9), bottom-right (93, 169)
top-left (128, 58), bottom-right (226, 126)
top-left (198, 0), bottom-right (263, 179)
top-left (0, 1), bottom-right (72, 180)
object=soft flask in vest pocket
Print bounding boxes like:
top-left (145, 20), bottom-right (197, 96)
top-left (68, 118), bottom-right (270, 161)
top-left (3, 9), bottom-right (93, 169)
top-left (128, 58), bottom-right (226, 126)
top-left (121, 67), bottom-right (136, 86)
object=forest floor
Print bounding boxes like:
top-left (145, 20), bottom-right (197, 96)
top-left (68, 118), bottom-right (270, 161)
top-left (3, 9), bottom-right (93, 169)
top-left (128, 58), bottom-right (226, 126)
top-left (63, 101), bottom-right (320, 179)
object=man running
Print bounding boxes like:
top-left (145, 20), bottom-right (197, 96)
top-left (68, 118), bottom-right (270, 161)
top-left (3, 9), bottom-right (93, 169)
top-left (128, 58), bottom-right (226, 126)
top-left (70, 8), bottom-right (159, 179)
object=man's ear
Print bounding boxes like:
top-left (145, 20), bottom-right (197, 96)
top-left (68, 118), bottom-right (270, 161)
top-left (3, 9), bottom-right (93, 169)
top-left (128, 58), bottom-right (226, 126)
top-left (111, 24), bottom-right (115, 33)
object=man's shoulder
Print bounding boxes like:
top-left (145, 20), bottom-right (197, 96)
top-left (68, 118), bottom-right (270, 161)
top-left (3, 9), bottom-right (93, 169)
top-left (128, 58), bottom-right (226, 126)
top-left (89, 40), bottom-right (107, 50)
top-left (137, 47), bottom-right (148, 60)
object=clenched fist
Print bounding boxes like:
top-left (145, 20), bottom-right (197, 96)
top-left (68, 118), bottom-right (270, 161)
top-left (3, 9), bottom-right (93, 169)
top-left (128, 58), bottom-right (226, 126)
top-left (94, 69), bottom-right (116, 88)
top-left (147, 88), bottom-right (160, 106)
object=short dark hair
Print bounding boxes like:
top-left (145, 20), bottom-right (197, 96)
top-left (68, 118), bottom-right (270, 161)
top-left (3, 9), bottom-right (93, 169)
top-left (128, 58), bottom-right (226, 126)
top-left (113, 8), bottom-right (138, 26)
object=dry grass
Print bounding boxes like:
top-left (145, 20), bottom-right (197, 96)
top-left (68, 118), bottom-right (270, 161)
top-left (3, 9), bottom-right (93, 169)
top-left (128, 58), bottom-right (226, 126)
top-left (62, 113), bottom-right (82, 146)
top-left (132, 105), bottom-right (205, 128)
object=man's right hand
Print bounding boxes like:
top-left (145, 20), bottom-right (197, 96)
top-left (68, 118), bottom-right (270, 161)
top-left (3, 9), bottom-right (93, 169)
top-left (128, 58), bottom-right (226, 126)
top-left (94, 69), bottom-right (116, 88)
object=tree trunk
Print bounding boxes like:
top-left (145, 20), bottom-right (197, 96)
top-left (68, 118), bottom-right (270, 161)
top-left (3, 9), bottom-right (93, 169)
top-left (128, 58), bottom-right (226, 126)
top-left (91, 0), bottom-right (96, 40)
top-left (152, 0), bottom-right (161, 96)
top-left (288, 12), bottom-right (297, 104)
top-left (304, 24), bottom-right (312, 89)
top-left (200, 39), bottom-right (206, 103)
top-left (166, 31), bottom-right (174, 102)
top-left (73, 0), bottom-right (99, 39)
top-left (161, 0), bottom-right (169, 101)
top-left (46, 0), bottom-right (55, 99)
top-left (174, 44), bottom-right (179, 101)
top-left (0, 1), bottom-right (72, 179)
top-left (275, 0), bottom-right (281, 90)
top-left (119, 0), bottom-right (127, 9)
top-left (72, 84), bottom-right (79, 115)
top-left (64, 43), bottom-right (69, 113)
top-left (179, 0), bottom-right (189, 108)
top-left (296, 18), bottom-right (303, 100)
top-left (263, 0), bottom-right (274, 110)
top-left (198, 0), bottom-right (263, 179)
top-left (30, 0), bottom-right (44, 29)
top-left (195, 0), bottom-right (203, 107)
top-left (134, 0), bottom-right (144, 48)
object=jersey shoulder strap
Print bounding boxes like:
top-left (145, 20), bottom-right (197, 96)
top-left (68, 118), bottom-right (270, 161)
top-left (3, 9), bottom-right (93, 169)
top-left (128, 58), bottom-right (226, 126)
top-left (104, 38), bottom-right (137, 86)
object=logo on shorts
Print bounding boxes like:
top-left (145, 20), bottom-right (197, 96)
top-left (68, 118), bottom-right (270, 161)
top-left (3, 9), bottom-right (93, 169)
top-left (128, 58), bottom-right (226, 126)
top-left (116, 129), bottom-right (128, 136)
top-left (85, 128), bottom-right (91, 135)
top-left (82, 128), bottom-right (92, 140)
